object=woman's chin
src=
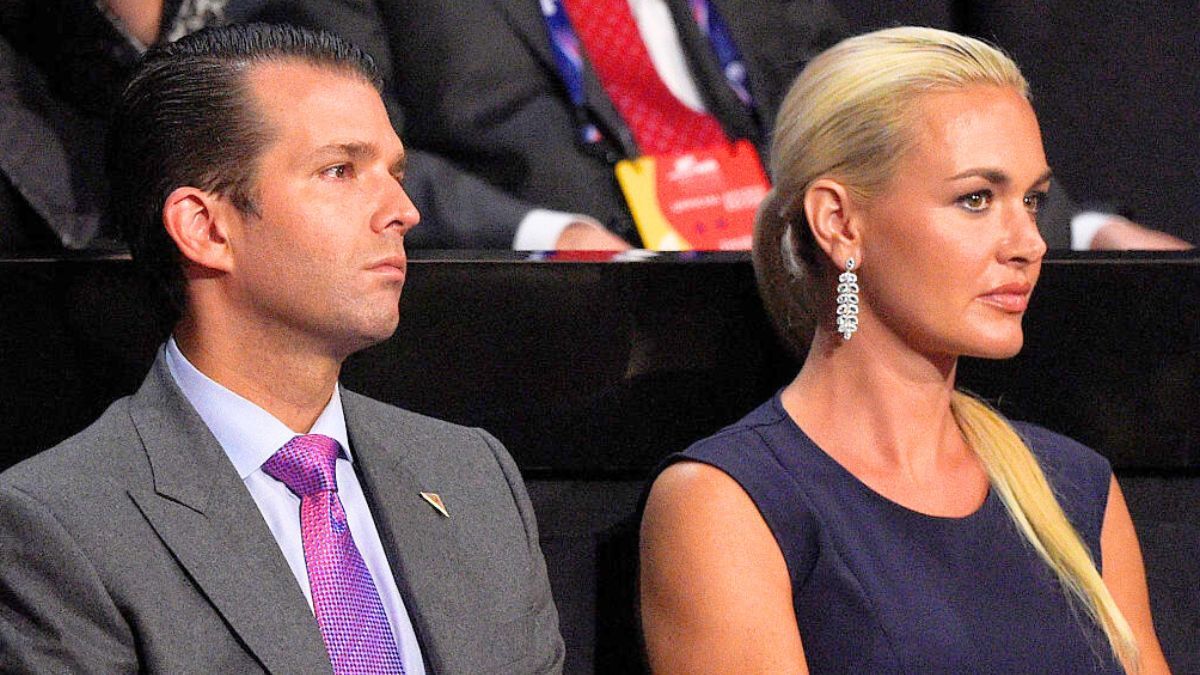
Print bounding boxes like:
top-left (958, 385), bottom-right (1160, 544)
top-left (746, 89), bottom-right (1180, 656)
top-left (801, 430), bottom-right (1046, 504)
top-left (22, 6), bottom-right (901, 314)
top-left (961, 334), bottom-right (1025, 360)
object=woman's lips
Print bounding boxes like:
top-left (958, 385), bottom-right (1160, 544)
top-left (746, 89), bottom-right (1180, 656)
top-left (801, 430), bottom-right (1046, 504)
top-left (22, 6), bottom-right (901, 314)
top-left (979, 282), bottom-right (1032, 312)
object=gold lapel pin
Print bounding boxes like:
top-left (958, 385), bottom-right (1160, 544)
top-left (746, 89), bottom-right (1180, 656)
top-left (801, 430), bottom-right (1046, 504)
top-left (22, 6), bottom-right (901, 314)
top-left (420, 492), bottom-right (449, 518)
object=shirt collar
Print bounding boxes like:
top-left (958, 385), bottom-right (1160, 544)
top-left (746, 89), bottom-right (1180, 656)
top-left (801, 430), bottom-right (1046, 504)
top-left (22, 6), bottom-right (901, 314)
top-left (163, 336), bottom-right (352, 479)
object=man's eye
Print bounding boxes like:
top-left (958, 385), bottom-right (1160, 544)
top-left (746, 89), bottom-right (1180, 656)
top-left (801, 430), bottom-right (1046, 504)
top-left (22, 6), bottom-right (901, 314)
top-left (957, 190), bottom-right (992, 212)
top-left (1024, 191), bottom-right (1047, 214)
top-left (321, 164), bottom-right (352, 179)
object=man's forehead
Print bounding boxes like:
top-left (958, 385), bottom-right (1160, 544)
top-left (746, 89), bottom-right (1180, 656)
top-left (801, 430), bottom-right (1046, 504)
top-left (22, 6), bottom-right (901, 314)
top-left (242, 58), bottom-right (394, 153)
top-left (243, 58), bottom-right (373, 105)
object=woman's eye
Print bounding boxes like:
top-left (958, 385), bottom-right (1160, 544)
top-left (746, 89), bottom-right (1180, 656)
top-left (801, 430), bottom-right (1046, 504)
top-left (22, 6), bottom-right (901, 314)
top-left (957, 190), bottom-right (992, 212)
top-left (1024, 191), bottom-right (1047, 214)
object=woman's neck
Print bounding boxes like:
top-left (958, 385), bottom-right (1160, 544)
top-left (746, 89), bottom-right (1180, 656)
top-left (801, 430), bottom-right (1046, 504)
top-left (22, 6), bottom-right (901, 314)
top-left (782, 326), bottom-right (964, 474)
top-left (781, 327), bottom-right (990, 517)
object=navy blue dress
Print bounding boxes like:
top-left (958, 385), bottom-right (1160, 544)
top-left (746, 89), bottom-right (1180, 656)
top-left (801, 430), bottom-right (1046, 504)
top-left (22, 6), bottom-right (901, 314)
top-left (665, 394), bottom-right (1123, 673)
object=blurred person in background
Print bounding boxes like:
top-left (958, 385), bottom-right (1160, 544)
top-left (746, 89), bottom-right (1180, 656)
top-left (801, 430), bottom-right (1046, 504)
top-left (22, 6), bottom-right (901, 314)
top-left (242, 0), bottom-right (1190, 251)
top-left (0, 0), bottom-right (623, 252)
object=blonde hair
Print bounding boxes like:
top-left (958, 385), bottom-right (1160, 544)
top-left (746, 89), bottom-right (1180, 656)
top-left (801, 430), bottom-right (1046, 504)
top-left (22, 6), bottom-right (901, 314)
top-left (753, 27), bottom-right (1138, 669)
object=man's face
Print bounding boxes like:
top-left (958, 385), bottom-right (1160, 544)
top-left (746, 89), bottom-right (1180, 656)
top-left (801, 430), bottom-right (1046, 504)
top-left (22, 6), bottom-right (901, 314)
top-left (222, 60), bottom-right (419, 359)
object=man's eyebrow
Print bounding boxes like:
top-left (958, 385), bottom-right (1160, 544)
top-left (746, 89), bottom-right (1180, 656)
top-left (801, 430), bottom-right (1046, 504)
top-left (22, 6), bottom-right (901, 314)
top-left (948, 167), bottom-right (1053, 186)
top-left (311, 142), bottom-right (374, 160)
top-left (308, 142), bottom-right (406, 175)
top-left (389, 150), bottom-right (407, 177)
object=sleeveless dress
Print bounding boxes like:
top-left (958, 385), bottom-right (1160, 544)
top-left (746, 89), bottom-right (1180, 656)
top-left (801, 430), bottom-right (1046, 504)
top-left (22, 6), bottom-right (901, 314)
top-left (664, 394), bottom-right (1123, 674)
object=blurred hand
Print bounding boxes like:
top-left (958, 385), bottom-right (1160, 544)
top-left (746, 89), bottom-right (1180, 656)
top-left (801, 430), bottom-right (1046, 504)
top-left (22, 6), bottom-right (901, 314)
top-left (554, 221), bottom-right (633, 251)
top-left (1090, 218), bottom-right (1193, 250)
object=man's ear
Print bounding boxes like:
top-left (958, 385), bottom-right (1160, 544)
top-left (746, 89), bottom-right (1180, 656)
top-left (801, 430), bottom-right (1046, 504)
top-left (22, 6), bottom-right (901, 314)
top-left (803, 178), bottom-right (864, 269)
top-left (162, 187), bottom-right (235, 274)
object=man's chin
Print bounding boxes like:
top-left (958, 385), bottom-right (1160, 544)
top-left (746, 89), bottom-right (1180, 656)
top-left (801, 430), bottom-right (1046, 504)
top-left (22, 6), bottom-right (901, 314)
top-left (363, 313), bottom-right (402, 347)
top-left (329, 312), bottom-right (401, 358)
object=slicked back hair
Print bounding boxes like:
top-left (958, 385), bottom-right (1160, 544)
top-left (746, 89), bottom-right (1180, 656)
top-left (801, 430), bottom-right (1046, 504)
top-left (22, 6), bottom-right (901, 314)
top-left (107, 23), bottom-right (382, 320)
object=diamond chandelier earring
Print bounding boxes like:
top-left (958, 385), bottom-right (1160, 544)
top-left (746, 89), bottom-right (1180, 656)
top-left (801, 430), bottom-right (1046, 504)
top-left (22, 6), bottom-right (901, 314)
top-left (836, 258), bottom-right (859, 341)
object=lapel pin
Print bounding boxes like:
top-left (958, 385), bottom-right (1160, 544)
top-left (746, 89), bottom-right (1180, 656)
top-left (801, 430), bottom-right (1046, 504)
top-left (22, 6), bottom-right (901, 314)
top-left (420, 492), bottom-right (449, 518)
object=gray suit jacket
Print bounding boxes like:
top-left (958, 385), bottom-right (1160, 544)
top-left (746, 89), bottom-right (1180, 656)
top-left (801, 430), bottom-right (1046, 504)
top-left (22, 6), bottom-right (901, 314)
top-left (0, 356), bottom-right (564, 673)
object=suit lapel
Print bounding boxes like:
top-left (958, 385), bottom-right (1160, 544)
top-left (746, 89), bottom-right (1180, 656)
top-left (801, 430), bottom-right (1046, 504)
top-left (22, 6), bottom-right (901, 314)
top-left (343, 394), bottom-right (474, 675)
top-left (664, 0), bottom-right (764, 145)
top-left (491, 0), bottom-right (639, 156)
top-left (490, 0), bottom-right (560, 78)
top-left (127, 358), bottom-right (331, 674)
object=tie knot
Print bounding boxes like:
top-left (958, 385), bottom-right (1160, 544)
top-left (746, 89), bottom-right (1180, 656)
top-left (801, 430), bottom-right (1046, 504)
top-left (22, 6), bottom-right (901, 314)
top-left (262, 434), bottom-right (341, 498)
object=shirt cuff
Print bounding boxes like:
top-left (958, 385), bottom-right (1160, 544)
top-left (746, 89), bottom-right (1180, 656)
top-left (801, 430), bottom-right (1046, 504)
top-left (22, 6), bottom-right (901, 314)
top-left (512, 209), bottom-right (602, 250)
top-left (1070, 211), bottom-right (1118, 251)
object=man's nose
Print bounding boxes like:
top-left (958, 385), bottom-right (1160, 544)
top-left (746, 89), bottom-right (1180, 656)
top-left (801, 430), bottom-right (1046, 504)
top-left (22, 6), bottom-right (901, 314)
top-left (373, 175), bottom-right (420, 235)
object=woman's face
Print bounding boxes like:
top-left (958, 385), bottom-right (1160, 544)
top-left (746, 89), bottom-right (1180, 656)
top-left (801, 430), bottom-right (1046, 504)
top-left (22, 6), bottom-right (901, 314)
top-left (856, 84), bottom-right (1050, 361)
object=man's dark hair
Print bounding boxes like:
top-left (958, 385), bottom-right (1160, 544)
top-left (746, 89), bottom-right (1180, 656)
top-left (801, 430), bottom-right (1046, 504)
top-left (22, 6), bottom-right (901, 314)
top-left (106, 23), bottom-right (382, 319)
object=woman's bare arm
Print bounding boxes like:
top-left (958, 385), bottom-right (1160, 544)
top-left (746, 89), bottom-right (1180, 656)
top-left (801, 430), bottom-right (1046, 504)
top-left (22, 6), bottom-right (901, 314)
top-left (640, 461), bottom-right (808, 673)
top-left (1100, 476), bottom-right (1171, 674)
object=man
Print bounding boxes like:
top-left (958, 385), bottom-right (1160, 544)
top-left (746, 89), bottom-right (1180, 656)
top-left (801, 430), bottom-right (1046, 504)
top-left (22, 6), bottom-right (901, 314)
top-left (0, 23), bottom-right (563, 673)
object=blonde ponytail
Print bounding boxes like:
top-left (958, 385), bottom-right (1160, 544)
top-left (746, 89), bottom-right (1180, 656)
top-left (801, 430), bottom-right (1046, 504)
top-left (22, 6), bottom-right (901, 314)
top-left (950, 393), bottom-right (1139, 671)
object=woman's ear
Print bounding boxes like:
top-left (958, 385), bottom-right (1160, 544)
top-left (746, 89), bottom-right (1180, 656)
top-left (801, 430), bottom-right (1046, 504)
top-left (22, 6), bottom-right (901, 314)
top-left (803, 178), bottom-right (863, 269)
top-left (161, 187), bottom-right (235, 274)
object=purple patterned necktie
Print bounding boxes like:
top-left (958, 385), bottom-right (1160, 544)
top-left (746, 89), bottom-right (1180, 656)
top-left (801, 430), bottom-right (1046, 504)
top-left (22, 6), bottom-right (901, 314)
top-left (263, 434), bottom-right (405, 674)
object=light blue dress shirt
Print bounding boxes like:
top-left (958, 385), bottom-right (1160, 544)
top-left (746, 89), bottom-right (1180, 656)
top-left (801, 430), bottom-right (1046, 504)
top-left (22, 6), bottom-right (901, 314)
top-left (164, 338), bottom-right (426, 674)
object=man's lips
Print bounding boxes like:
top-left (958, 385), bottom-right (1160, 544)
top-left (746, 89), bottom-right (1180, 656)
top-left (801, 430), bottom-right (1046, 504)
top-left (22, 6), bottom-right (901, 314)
top-left (979, 282), bottom-right (1032, 312)
top-left (367, 256), bottom-right (407, 280)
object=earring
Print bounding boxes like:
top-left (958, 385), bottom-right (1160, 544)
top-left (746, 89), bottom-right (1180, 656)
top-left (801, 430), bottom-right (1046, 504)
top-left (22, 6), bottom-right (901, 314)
top-left (836, 258), bottom-right (859, 341)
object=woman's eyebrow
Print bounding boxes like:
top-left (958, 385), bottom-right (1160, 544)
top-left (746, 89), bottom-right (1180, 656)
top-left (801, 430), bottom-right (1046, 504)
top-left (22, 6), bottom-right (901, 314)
top-left (946, 168), bottom-right (1053, 186)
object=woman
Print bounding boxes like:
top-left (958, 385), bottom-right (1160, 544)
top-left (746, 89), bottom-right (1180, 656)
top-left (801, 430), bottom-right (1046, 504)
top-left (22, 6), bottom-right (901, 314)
top-left (639, 27), bottom-right (1169, 673)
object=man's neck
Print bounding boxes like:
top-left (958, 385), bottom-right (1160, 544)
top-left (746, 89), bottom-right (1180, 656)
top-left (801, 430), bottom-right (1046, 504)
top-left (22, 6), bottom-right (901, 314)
top-left (173, 318), bottom-right (342, 434)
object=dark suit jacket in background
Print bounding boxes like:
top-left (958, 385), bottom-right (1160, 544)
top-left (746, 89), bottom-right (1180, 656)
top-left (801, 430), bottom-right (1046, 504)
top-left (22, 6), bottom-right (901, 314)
top-left (0, 0), bottom-right (549, 252)
top-left (954, 1), bottom-right (1200, 244)
top-left (0, 24), bottom-right (115, 250)
top-left (297, 0), bottom-right (1103, 248)
top-left (0, 355), bottom-right (564, 673)
top-left (223, 0), bottom-right (567, 249)
top-left (275, 0), bottom-right (844, 243)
